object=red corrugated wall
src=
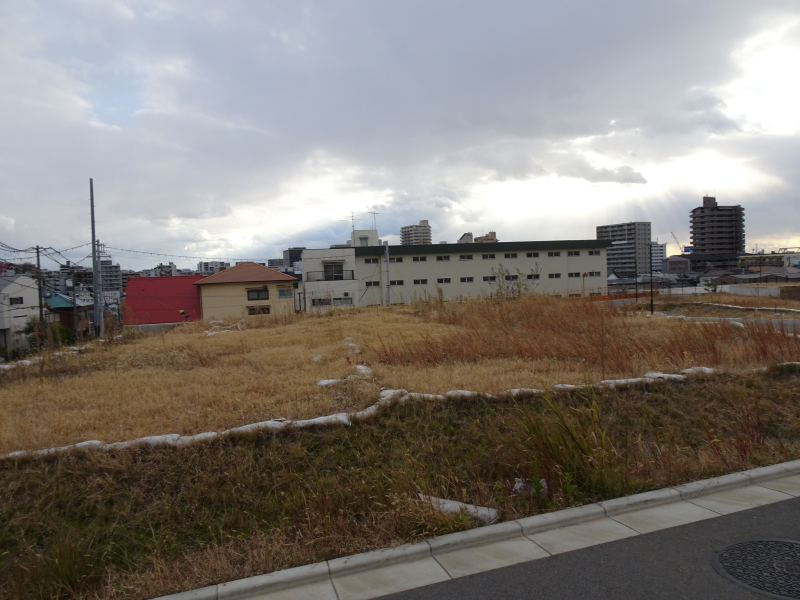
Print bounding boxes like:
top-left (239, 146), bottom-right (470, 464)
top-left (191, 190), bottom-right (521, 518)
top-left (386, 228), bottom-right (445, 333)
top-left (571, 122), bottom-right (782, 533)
top-left (123, 276), bottom-right (203, 325)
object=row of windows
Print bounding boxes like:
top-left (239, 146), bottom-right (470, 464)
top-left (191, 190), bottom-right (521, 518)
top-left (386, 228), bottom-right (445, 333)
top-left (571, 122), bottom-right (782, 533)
top-left (365, 271), bottom-right (600, 286)
top-left (362, 250), bottom-right (602, 263)
top-left (311, 297), bottom-right (353, 306)
top-left (246, 288), bottom-right (293, 300)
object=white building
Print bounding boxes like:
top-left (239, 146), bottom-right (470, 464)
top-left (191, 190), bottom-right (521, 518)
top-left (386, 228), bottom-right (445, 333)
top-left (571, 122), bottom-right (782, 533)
top-left (300, 230), bottom-right (610, 311)
top-left (0, 275), bottom-right (40, 355)
top-left (197, 261), bottom-right (230, 276)
top-left (400, 220), bottom-right (432, 245)
top-left (651, 241), bottom-right (667, 273)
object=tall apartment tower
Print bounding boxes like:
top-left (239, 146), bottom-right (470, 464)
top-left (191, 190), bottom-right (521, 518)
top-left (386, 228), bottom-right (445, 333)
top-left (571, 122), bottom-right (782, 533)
top-left (651, 241), bottom-right (667, 273)
top-left (689, 196), bottom-right (745, 254)
top-left (596, 221), bottom-right (652, 277)
top-left (400, 220), bottom-right (432, 245)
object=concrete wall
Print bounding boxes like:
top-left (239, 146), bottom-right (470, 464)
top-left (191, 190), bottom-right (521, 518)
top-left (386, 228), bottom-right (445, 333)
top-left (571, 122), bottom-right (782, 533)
top-left (199, 282), bottom-right (296, 319)
top-left (727, 284), bottom-right (781, 298)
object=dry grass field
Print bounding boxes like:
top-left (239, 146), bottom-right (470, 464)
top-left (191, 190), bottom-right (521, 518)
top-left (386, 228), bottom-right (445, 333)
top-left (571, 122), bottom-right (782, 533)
top-left (1, 294), bottom-right (799, 455)
top-left (1, 294), bottom-right (799, 599)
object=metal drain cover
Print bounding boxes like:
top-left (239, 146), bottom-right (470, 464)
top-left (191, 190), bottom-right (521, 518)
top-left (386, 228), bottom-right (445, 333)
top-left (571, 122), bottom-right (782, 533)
top-left (712, 539), bottom-right (800, 599)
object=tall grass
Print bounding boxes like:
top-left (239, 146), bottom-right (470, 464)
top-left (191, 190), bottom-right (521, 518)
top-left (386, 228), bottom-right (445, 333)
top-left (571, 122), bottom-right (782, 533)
top-left (372, 295), bottom-right (800, 377)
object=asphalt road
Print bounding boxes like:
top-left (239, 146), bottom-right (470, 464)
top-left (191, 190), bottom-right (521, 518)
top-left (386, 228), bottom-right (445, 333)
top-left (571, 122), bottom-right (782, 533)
top-left (384, 497), bottom-right (800, 600)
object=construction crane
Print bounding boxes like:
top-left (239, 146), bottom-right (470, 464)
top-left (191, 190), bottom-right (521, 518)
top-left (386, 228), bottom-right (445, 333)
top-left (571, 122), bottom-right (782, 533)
top-left (670, 232), bottom-right (684, 255)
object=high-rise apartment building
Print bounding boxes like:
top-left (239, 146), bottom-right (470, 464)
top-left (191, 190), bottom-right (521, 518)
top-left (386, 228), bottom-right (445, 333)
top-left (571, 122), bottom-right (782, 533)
top-left (197, 261), bottom-right (230, 276)
top-left (651, 241), bottom-right (667, 273)
top-left (100, 258), bottom-right (122, 292)
top-left (689, 196), bottom-right (745, 254)
top-left (596, 221), bottom-right (651, 276)
top-left (400, 220), bottom-right (432, 245)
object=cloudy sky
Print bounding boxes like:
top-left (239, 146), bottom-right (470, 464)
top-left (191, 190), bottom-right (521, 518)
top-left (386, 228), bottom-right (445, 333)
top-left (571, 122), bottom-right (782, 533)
top-left (1, 0), bottom-right (799, 270)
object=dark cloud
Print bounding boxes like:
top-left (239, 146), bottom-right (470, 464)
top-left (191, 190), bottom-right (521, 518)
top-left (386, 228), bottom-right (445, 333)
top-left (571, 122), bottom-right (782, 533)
top-left (0, 0), bottom-right (798, 268)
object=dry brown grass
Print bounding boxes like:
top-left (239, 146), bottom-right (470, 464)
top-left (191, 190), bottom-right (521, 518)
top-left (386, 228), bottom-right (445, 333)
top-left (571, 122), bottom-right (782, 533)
top-left (1, 294), bottom-right (798, 455)
top-left (662, 291), bottom-right (800, 311)
top-left (2, 367), bottom-right (799, 599)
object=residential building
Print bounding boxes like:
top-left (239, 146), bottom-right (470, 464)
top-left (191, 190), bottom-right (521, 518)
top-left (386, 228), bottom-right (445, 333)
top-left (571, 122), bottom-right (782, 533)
top-left (282, 248), bottom-right (305, 270)
top-left (268, 258), bottom-right (286, 270)
top-left (0, 275), bottom-right (40, 354)
top-left (400, 220), bottom-right (432, 245)
top-left (194, 262), bottom-right (297, 319)
top-left (457, 232), bottom-right (474, 244)
top-left (100, 258), bottom-right (122, 292)
top-left (651, 241), bottom-right (667, 273)
top-left (124, 275), bottom-right (203, 326)
top-left (145, 262), bottom-right (178, 277)
top-left (475, 231), bottom-right (498, 243)
top-left (43, 292), bottom-right (92, 340)
top-left (197, 261), bottom-right (230, 276)
top-left (689, 196), bottom-right (745, 254)
top-left (301, 229), bottom-right (611, 311)
top-left (596, 221), bottom-right (652, 277)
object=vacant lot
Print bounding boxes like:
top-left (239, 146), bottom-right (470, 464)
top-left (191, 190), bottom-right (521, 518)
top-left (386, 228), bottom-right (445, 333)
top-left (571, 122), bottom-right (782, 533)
top-left (1, 295), bottom-right (799, 454)
top-left (2, 366), bottom-right (799, 599)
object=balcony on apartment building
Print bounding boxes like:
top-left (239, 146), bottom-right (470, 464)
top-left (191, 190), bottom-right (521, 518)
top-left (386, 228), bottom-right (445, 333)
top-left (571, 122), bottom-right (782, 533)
top-left (306, 270), bottom-right (355, 282)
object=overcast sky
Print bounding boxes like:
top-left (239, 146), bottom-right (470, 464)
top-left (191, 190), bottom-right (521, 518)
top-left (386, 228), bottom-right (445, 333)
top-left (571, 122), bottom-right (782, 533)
top-left (1, 0), bottom-right (799, 270)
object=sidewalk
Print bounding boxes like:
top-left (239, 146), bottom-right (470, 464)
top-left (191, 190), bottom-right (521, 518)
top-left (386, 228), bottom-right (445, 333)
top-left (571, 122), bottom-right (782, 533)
top-left (158, 462), bottom-right (800, 600)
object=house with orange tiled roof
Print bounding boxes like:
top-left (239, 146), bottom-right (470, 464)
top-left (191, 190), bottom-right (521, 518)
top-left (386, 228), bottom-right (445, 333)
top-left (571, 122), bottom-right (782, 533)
top-left (194, 262), bottom-right (298, 319)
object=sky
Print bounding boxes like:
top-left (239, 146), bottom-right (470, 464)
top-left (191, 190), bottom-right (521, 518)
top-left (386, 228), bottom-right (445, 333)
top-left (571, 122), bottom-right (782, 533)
top-left (1, 0), bottom-right (799, 271)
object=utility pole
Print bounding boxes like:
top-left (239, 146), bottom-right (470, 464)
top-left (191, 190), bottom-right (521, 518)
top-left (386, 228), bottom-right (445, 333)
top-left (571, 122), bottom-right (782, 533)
top-left (71, 273), bottom-right (79, 341)
top-left (90, 178), bottom-right (103, 337)
top-left (384, 244), bottom-right (391, 306)
top-left (649, 242), bottom-right (654, 315)
top-left (36, 246), bottom-right (44, 344)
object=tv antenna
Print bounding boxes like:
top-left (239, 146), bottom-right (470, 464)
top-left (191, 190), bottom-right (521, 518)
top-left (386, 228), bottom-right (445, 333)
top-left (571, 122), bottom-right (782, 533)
top-left (367, 210), bottom-right (380, 230)
top-left (339, 212), bottom-right (361, 232)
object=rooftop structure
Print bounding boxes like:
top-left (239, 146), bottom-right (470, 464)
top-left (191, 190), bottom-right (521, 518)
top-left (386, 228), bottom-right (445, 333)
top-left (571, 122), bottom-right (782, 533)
top-left (475, 231), bottom-right (498, 243)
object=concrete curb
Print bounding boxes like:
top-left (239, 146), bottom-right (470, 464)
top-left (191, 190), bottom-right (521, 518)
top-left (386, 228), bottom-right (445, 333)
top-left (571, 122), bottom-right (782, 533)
top-left (150, 458), bottom-right (800, 600)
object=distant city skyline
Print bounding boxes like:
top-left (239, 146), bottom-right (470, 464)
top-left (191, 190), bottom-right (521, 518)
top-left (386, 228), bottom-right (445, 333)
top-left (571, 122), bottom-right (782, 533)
top-left (1, 1), bottom-right (799, 271)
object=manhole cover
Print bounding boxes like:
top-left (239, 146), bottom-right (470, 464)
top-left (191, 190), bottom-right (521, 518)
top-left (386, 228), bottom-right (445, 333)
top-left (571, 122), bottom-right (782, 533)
top-left (712, 539), bottom-right (800, 599)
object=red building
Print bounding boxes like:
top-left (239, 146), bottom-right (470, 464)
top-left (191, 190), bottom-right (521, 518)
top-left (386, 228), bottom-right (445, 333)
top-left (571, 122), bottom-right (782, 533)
top-left (123, 276), bottom-right (203, 325)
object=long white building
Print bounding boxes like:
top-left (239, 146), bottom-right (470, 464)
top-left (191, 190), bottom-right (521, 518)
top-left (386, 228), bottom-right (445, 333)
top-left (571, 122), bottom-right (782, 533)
top-left (300, 230), bottom-right (611, 311)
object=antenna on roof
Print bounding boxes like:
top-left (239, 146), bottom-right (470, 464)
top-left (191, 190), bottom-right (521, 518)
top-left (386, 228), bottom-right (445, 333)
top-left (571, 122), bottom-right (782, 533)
top-left (339, 212), bottom-right (361, 232)
top-left (367, 210), bottom-right (379, 230)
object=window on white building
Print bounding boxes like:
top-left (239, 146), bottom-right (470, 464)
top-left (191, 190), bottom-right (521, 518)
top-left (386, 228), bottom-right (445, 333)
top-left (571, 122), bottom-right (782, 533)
top-left (414, 279), bottom-right (428, 285)
top-left (437, 278), bottom-right (451, 284)
top-left (460, 277), bottom-right (474, 283)
top-left (549, 273), bottom-right (561, 279)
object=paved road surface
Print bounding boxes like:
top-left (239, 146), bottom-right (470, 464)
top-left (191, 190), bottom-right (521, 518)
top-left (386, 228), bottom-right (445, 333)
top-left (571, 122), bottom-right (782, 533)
top-left (384, 497), bottom-right (800, 600)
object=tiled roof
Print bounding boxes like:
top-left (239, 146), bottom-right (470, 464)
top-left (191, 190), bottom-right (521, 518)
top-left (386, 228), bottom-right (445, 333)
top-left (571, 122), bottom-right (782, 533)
top-left (194, 262), bottom-right (297, 285)
top-left (44, 293), bottom-right (93, 309)
top-left (123, 276), bottom-right (203, 325)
